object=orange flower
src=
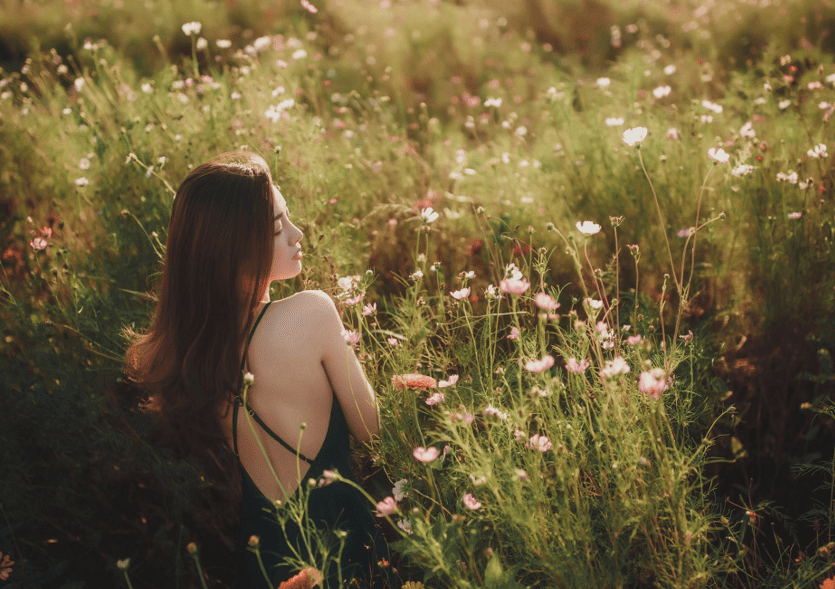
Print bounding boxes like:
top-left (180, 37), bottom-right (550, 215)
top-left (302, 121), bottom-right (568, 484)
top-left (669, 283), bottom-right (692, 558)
top-left (392, 374), bottom-right (437, 390)
top-left (821, 578), bottom-right (835, 589)
top-left (278, 567), bottom-right (322, 589)
top-left (0, 551), bottom-right (14, 581)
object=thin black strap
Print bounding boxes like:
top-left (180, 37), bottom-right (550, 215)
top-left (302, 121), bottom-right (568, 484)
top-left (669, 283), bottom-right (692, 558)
top-left (240, 407), bottom-right (314, 464)
top-left (237, 302), bottom-right (273, 390)
top-left (233, 301), bottom-right (314, 464)
top-left (233, 302), bottom-right (273, 457)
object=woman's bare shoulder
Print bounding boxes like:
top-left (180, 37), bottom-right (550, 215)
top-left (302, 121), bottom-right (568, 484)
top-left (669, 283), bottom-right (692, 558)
top-left (277, 289), bottom-right (337, 314)
top-left (267, 290), bottom-right (340, 333)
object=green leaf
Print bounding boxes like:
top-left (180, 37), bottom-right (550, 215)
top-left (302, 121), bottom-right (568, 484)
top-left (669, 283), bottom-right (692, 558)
top-left (482, 553), bottom-right (525, 589)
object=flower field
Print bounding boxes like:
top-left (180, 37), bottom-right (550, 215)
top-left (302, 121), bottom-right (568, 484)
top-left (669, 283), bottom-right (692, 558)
top-left (1, 0), bottom-right (834, 587)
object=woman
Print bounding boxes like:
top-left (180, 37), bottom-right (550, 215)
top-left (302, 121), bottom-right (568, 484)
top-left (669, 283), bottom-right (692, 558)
top-left (125, 151), bottom-right (394, 588)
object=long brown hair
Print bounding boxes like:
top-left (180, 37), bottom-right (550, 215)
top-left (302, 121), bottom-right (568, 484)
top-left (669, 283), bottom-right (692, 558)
top-left (125, 151), bottom-right (275, 464)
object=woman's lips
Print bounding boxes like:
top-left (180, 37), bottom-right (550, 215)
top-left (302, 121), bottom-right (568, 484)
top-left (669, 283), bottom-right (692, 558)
top-left (292, 250), bottom-right (303, 260)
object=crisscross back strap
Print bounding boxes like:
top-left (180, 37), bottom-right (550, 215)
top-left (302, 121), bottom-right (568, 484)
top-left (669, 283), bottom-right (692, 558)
top-left (232, 302), bottom-right (313, 465)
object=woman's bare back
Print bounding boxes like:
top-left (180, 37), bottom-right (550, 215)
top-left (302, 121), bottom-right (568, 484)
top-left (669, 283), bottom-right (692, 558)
top-left (219, 290), bottom-right (379, 503)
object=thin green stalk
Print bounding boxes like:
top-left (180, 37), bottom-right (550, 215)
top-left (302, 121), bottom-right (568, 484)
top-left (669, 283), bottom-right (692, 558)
top-left (683, 163), bottom-right (715, 296)
top-left (636, 148), bottom-right (680, 294)
top-left (253, 544), bottom-right (271, 586)
top-left (190, 35), bottom-right (200, 79)
top-left (583, 240), bottom-right (609, 315)
top-left (187, 546), bottom-right (210, 589)
top-left (122, 570), bottom-right (134, 589)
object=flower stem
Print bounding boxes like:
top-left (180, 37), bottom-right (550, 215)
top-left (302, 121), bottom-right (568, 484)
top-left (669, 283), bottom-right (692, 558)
top-left (253, 545), bottom-right (271, 586)
top-left (122, 571), bottom-right (135, 589)
top-left (637, 149), bottom-right (680, 294)
top-left (188, 551), bottom-right (210, 589)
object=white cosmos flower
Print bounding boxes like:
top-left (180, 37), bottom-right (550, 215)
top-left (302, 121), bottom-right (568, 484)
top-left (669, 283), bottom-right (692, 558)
top-left (707, 147), bottom-right (730, 163)
top-left (576, 220), bottom-right (601, 235)
top-left (731, 164), bottom-right (753, 177)
top-left (776, 171), bottom-right (798, 184)
top-left (181, 21), bottom-right (202, 36)
top-left (420, 207), bottom-right (440, 223)
top-left (622, 126), bottom-right (648, 147)
top-left (807, 143), bottom-right (828, 158)
top-left (652, 85), bottom-right (671, 99)
top-left (605, 117), bottom-right (624, 127)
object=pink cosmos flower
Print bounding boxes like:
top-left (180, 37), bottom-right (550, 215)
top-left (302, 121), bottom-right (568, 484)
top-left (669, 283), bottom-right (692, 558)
top-left (787, 211), bottom-right (803, 219)
top-left (462, 493), bottom-right (482, 510)
top-left (627, 335), bottom-right (643, 345)
top-left (507, 327), bottom-right (520, 340)
top-left (392, 479), bottom-right (408, 501)
top-left (599, 356), bottom-right (631, 378)
top-left (345, 293), bottom-right (364, 306)
top-left (439, 374), bottom-right (459, 388)
top-left (499, 277), bottom-right (530, 295)
top-left (413, 446), bottom-right (440, 462)
top-left (527, 434), bottom-right (552, 452)
top-left (387, 338), bottom-right (399, 346)
top-left (425, 392), bottom-right (445, 406)
top-left (30, 237), bottom-right (47, 251)
top-left (576, 220), bottom-right (601, 235)
top-left (375, 496), bottom-right (397, 517)
top-left (318, 470), bottom-right (337, 487)
top-left (666, 127), bottom-right (679, 140)
top-left (524, 354), bottom-right (555, 373)
top-left (450, 287), bottom-right (470, 300)
top-left (566, 357), bottom-right (590, 373)
top-left (362, 302), bottom-right (377, 316)
top-left (341, 329), bottom-right (360, 346)
top-left (300, 0), bottom-right (318, 13)
top-left (638, 368), bottom-right (668, 399)
top-left (534, 292), bottom-right (560, 311)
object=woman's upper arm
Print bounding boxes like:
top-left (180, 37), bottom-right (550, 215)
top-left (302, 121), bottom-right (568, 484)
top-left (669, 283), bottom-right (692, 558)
top-left (308, 291), bottom-right (379, 444)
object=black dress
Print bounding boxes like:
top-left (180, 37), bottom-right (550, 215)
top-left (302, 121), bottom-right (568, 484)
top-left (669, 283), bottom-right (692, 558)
top-left (231, 302), bottom-right (394, 588)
